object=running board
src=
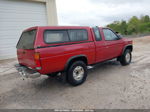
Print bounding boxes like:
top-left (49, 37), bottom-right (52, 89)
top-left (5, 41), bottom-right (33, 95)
top-left (87, 66), bottom-right (94, 69)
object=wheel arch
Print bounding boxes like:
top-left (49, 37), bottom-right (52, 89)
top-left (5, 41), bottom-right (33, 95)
top-left (65, 55), bottom-right (88, 71)
top-left (122, 44), bottom-right (133, 55)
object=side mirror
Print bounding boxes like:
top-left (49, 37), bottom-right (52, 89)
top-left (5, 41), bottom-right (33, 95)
top-left (116, 32), bottom-right (123, 38)
top-left (116, 32), bottom-right (119, 34)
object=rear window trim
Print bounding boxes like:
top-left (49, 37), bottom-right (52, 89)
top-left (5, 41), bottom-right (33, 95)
top-left (43, 29), bottom-right (89, 45)
top-left (16, 29), bottom-right (37, 50)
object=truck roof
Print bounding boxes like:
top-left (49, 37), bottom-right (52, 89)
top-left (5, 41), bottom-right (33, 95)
top-left (23, 26), bottom-right (104, 32)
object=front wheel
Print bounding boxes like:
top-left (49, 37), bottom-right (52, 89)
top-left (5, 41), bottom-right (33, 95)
top-left (119, 49), bottom-right (132, 66)
top-left (67, 61), bottom-right (87, 86)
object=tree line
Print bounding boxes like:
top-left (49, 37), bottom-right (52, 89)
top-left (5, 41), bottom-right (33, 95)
top-left (107, 15), bottom-right (150, 35)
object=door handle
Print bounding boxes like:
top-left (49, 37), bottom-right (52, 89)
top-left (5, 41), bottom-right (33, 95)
top-left (22, 51), bottom-right (26, 54)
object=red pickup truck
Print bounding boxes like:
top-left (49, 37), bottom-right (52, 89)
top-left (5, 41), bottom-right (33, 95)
top-left (15, 26), bottom-right (133, 86)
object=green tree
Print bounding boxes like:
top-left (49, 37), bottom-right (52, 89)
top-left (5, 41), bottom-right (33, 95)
top-left (127, 16), bottom-right (140, 34)
top-left (107, 15), bottom-right (150, 35)
top-left (141, 15), bottom-right (150, 23)
top-left (120, 21), bottom-right (128, 35)
top-left (139, 15), bottom-right (150, 33)
top-left (107, 21), bottom-right (121, 33)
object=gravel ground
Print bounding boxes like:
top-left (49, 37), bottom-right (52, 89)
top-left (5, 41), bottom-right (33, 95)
top-left (0, 36), bottom-right (150, 109)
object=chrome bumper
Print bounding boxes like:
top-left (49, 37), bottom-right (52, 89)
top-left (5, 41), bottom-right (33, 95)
top-left (15, 64), bottom-right (41, 78)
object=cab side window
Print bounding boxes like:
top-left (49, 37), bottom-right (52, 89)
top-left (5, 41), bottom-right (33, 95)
top-left (103, 29), bottom-right (119, 41)
top-left (93, 27), bottom-right (102, 41)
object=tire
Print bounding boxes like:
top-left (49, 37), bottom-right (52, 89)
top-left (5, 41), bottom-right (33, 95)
top-left (67, 61), bottom-right (87, 86)
top-left (120, 49), bottom-right (132, 66)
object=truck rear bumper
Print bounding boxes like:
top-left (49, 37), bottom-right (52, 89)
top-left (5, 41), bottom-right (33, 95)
top-left (15, 64), bottom-right (41, 78)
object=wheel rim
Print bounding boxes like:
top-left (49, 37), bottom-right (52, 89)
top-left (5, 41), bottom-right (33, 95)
top-left (126, 52), bottom-right (131, 63)
top-left (73, 66), bottom-right (84, 81)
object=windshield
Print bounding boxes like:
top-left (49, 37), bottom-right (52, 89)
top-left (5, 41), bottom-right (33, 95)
top-left (17, 30), bottom-right (36, 49)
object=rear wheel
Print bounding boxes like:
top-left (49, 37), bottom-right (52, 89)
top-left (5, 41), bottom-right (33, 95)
top-left (120, 49), bottom-right (132, 66)
top-left (67, 61), bottom-right (87, 86)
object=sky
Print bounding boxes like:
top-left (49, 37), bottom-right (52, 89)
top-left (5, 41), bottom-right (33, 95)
top-left (56, 0), bottom-right (150, 26)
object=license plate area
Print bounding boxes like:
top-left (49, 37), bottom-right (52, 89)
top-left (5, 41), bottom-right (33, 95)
top-left (17, 66), bottom-right (29, 78)
top-left (19, 69), bottom-right (28, 78)
top-left (15, 64), bottom-right (41, 78)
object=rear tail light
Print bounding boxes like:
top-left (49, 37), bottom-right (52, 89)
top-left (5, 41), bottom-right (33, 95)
top-left (34, 52), bottom-right (40, 60)
top-left (34, 52), bottom-right (41, 70)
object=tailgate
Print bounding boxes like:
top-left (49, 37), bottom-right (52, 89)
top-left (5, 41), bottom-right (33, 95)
top-left (16, 30), bottom-right (37, 69)
top-left (17, 49), bottom-right (36, 68)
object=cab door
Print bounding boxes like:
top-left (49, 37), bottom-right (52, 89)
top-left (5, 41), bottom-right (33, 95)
top-left (102, 28), bottom-right (124, 60)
